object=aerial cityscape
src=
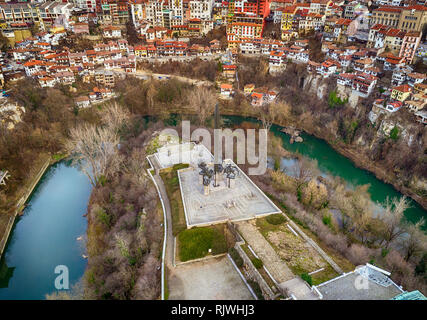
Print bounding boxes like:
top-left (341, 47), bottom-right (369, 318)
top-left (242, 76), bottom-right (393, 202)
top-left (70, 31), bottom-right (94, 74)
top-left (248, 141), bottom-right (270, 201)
top-left (0, 0), bottom-right (426, 306)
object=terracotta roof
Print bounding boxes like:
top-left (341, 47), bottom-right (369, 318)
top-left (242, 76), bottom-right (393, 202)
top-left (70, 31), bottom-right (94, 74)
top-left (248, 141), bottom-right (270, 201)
top-left (374, 6), bottom-right (403, 13)
top-left (336, 18), bottom-right (352, 26)
top-left (408, 72), bottom-right (426, 79)
top-left (221, 83), bottom-right (233, 89)
top-left (393, 84), bottom-right (411, 93)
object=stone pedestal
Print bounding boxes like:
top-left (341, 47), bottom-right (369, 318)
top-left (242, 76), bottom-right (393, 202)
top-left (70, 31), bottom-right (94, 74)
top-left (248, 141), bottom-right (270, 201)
top-left (229, 178), bottom-right (236, 188)
top-left (204, 185), bottom-right (209, 195)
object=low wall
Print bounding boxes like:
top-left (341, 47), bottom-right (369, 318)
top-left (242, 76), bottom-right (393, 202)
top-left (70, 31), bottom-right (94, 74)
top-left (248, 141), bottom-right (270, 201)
top-left (0, 158), bottom-right (51, 259)
top-left (234, 243), bottom-right (276, 300)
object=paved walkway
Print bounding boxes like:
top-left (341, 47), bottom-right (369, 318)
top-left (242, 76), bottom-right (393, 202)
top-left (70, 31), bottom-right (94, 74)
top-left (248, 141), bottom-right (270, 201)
top-left (236, 220), bottom-right (294, 283)
top-left (148, 155), bottom-right (174, 268)
top-left (279, 278), bottom-right (319, 300)
top-left (168, 256), bottom-right (254, 300)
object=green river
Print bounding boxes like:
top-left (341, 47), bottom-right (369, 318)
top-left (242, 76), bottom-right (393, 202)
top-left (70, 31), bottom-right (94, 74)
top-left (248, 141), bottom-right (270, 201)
top-left (224, 115), bottom-right (426, 228)
top-left (0, 161), bottom-right (92, 299)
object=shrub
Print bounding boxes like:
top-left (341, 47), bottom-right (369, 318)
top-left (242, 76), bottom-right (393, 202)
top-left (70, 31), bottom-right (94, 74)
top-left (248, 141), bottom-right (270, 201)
top-left (301, 273), bottom-right (313, 286)
top-left (229, 247), bottom-right (243, 268)
top-left (389, 126), bottom-right (399, 140)
top-left (251, 258), bottom-right (263, 269)
top-left (247, 280), bottom-right (264, 300)
top-left (381, 248), bottom-right (389, 258)
top-left (322, 214), bottom-right (332, 226)
top-left (97, 207), bottom-right (111, 228)
top-left (172, 163), bottom-right (189, 171)
top-left (328, 90), bottom-right (347, 108)
top-left (266, 214), bottom-right (286, 225)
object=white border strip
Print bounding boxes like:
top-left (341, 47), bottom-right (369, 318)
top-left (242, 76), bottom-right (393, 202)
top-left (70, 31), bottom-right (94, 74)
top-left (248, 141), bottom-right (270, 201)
top-left (247, 245), bottom-right (259, 259)
top-left (263, 266), bottom-right (279, 287)
top-left (308, 268), bottom-right (324, 276)
top-left (287, 224), bottom-right (299, 238)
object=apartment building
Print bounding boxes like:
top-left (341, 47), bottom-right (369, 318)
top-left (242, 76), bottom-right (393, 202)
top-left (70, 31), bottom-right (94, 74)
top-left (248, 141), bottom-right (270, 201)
top-left (399, 31), bottom-right (422, 63)
top-left (398, 5), bottom-right (427, 33)
top-left (189, 0), bottom-right (214, 20)
top-left (371, 6), bottom-right (402, 28)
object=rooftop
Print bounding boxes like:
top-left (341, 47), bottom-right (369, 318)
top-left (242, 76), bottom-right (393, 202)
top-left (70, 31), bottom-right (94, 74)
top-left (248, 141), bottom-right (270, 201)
top-left (316, 264), bottom-right (403, 300)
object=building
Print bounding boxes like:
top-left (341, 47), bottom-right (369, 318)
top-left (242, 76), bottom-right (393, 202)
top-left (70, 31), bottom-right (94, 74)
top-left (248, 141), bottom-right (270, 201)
top-left (220, 83), bottom-right (234, 97)
top-left (102, 25), bottom-right (122, 38)
top-left (398, 5), bottom-right (427, 33)
top-left (352, 72), bottom-right (378, 97)
top-left (95, 69), bottom-right (115, 87)
top-left (189, 0), bottom-right (214, 20)
top-left (75, 95), bottom-right (91, 108)
top-left (314, 264), bottom-right (404, 300)
top-left (391, 84), bottom-right (412, 101)
top-left (371, 6), bottom-right (402, 28)
top-left (399, 31), bottom-right (422, 63)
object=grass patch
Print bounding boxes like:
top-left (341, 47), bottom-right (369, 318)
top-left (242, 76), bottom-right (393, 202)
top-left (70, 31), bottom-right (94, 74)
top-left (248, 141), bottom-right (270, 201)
top-left (164, 266), bottom-right (169, 300)
top-left (247, 280), bottom-right (264, 300)
top-left (160, 163), bottom-right (189, 236)
top-left (178, 225), bottom-right (228, 262)
top-left (52, 153), bottom-right (67, 162)
top-left (229, 247), bottom-right (243, 268)
top-left (251, 258), bottom-right (263, 269)
top-left (266, 214), bottom-right (286, 225)
top-left (266, 193), bottom-right (355, 274)
top-left (256, 216), bottom-right (282, 236)
top-left (310, 265), bottom-right (339, 286)
top-left (301, 273), bottom-right (313, 286)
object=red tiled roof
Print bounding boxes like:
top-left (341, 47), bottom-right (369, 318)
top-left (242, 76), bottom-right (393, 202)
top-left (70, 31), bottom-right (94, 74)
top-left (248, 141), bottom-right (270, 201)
top-left (393, 84), bottom-right (411, 93)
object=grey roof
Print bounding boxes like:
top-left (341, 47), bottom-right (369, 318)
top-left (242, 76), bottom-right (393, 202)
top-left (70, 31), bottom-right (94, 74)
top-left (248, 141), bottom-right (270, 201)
top-left (316, 265), bottom-right (404, 300)
top-left (316, 272), bottom-right (402, 300)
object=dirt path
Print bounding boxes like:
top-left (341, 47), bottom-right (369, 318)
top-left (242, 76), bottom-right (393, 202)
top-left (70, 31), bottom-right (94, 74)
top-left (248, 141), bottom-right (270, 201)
top-left (236, 220), bottom-right (294, 283)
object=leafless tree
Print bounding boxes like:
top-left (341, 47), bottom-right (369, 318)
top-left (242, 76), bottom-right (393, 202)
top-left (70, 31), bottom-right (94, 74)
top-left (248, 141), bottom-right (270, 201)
top-left (187, 86), bottom-right (216, 125)
top-left (289, 157), bottom-right (319, 191)
top-left (379, 197), bottom-right (410, 249)
top-left (66, 104), bottom-right (129, 187)
top-left (260, 106), bottom-right (273, 132)
top-left (400, 218), bottom-right (427, 262)
top-left (124, 149), bottom-right (149, 185)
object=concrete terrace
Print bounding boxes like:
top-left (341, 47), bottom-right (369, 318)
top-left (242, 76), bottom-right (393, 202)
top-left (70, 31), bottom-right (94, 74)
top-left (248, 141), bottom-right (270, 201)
top-left (153, 142), bottom-right (281, 227)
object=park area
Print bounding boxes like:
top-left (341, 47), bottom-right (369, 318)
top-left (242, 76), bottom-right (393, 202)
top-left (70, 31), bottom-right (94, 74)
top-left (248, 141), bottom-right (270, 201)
top-left (176, 224), bottom-right (229, 262)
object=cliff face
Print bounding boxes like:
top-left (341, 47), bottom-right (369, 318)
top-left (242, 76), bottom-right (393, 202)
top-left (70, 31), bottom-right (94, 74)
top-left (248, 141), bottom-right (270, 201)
top-left (293, 74), bottom-right (427, 208)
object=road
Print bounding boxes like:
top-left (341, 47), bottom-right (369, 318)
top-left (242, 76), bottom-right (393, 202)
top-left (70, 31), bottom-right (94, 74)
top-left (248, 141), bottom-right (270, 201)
top-left (110, 67), bottom-right (213, 87)
top-left (148, 155), bottom-right (174, 269)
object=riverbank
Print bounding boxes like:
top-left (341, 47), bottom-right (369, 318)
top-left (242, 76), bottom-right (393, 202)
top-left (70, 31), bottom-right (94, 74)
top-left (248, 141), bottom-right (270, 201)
top-left (0, 153), bottom-right (68, 259)
top-left (0, 160), bottom-right (91, 299)
top-left (218, 109), bottom-right (427, 212)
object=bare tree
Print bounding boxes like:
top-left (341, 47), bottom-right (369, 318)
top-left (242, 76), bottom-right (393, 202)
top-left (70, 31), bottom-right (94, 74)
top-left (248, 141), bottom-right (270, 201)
top-left (289, 157), bottom-right (319, 192)
top-left (187, 86), bottom-right (216, 125)
top-left (260, 106), bottom-right (273, 131)
top-left (66, 104), bottom-right (129, 187)
top-left (125, 149), bottom-right (149, 185)
top-left (101, 102), bottom-right (130, 133)
top-left (400, 218), bottom-right (427, 262)
top-left (379, 197), bottom-right (410, 249)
